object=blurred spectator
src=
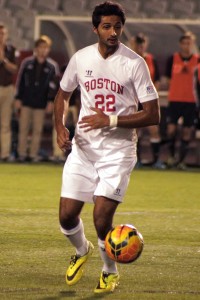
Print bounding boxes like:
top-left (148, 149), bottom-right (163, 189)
top-left (193, 62), bottom-right (200, 164)
top-left (165, 32), bottom-right (199, 169)
top-left (194, 63), bottom-right (200, 101)
top-left (130, 33), bottom-right (165, 169)
top-left (193, 61), bottom-right (200, 131)
top-left (39, 35), bottom-right (65, 163)
top-left (15, 37), bottom-right (57, 162)
top-left (0, 23), bottom-right (17, 161)
top-left (40, 35), bottom-right (61, 78)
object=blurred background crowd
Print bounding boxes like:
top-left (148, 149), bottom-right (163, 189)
top-left (0, 0), bottom-right (200, 169)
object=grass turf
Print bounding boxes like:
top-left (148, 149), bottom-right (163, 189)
top-left (0, 164), bottom-right (200, 300)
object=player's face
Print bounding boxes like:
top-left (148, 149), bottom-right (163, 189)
top-left (179, 38), bottom-right (193, 55)
top-left (135, 42), bottom-right (147, 56)
top-left (94, 15), bottom-right (123, 50)
top-left (34, 42), bottom-right (51, 62)
top-left (0, 28), bottom-right (7, 45)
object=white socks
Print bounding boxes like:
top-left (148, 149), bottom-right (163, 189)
top-left (60, 221), bottom-right (117, 274)
top-left (60, 219), bottom-right (88, 257)
top-left (98, 238), bottom-right (118, 274)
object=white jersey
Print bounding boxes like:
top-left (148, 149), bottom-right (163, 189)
top-left (60, 42), bottom-right (158, 162)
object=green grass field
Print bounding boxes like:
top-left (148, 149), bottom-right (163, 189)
top-left (0, 164), bottom-right (200, 300)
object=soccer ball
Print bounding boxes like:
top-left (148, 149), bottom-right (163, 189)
top-left (105, 224), bottom-right (144, 264)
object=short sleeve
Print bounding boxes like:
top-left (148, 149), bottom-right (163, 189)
top-left (60, 53), bottom-right (78, 92)
top-left (133, 58), bottom-right (158, 103)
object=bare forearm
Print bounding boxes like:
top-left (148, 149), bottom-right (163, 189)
top-left (3, 58), bottom-right (17, 74)
top-left (54, 88), bottom-right (72, 150)
top-left (54, 88), bottom-right (71, 130)
top-left (117, 110), bottom-right (160, 128)
top-left (79, 99), bottom-right (160, 131)
top-left (117, 99), bottom-right (160, 128)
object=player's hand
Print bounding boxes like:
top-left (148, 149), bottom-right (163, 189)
top-left (14, 99), bottom-right (22, 118)
top-left (46, 102), bottom-right (53, 115)
top-left (0, 47), bottom-right (5, 62)
top-left (79, 107), bottom-right (109, 132)
top-left (56, 125), bottom-right (72, 151)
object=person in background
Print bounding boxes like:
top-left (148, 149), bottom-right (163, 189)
top-left (0, 23), bottom-right (17, 161)
top-left (39, 35), bottom-right (66, 163)
top-left (15, 37), bottom-right (57, 162)
top-left (54, 1), bottom-right (159, 294)
top-left (193, 60), bottom-right (200, 136)
top-left (165, 32), bottom-right (199, 170)
top-left (130, 33), bottom-right (165, 169)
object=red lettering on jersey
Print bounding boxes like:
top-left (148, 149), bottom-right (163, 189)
top-left (97, 78), bottom-right (103, 89)
top-left (85, 81), bottom-right (89, 92)
top-left (84, 78), bottom-right (124, 94)
top-left (117, 84), bottom-right (124, 94)
top-left (104, 78), bottom-right (110, 89)
top-left (111, 81), bottom-right (116, 92)
top-left (91, 79), bottom-right (96, 90)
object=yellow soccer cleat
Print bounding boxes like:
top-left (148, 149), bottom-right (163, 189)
top-left (94, 271), bottom-right (120, 293)
top-left (66, 241), bottom-right (94, 286)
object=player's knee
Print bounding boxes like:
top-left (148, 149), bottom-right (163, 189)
top-left (59, 208), bottom-right (78, 229)
top-left (94, 215), bottom-right (111, 240)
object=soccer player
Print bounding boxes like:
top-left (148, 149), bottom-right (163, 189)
top-left (54, 1), bottom-right (160, 293)
top-left (165, 32), bottom-right (199, 169)
top-left (130, 33), bottom-right (165, 169)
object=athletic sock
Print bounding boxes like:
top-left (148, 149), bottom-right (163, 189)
top-left (168, 137), bottom-right (176, 158)
top-left (179, 139), bottom-right (189, 163)
top-left (98, 238), bottom-right (118, 274)
top-left (60, 219), bottom-right (88, 257)
top-left (150, 139), bottom-right (160, 163)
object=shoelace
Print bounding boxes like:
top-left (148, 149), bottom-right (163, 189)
top-left (69, 255), bottom-right (79, 266)
top-left (102, 272), bottom-right (109, 284)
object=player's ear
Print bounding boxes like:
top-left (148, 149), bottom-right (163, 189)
top-left (93, 26), bottom-right (98, 35)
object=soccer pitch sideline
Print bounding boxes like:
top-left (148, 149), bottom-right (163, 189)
top-left (0, 164), bottom-right (199, 300)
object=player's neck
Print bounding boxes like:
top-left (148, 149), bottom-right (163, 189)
top-left (180, 51), bottom-right (193, 58)
top-left (98, 43), bottom-right (119, 59)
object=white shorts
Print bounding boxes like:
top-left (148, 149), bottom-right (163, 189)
top-left (61, 145), bottom-right (136, 203)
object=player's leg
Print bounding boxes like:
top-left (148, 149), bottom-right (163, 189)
top-left (93, 196), bottom-right (120, 293)
top-left (17, 106), bottom-right (32, 161)
top-left (0, 86), bottom-right (13, 160)
top-left (148, 125), bottom-right (165, 169)
top-left (92, 156), bottom-right (136, 293)
top-left (167, 122), bottom-right (177, 166)
top-left (60, 197), bottom-right (94, 285)
top-left (177, 125), bottom-right (194, 169)
top-left (30, 109), bottom-right (45, 161)
top-left (166, 102), bottom-right (180, 167)
top-left (177, 103), bottom-right (196, 169)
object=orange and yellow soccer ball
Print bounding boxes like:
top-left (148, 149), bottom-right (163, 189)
top-left (105, 224), bottom-right (144, 264)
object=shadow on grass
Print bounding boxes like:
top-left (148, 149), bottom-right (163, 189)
top-left (41, 290), bottom-right (111, 299)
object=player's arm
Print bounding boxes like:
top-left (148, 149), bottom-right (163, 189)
top-left (193, 67), bottom-right (200, 104)
top-left (117, 98), bottom-right (160, 128)
top-left (79, 98), bottom-right (160, 131)
top-left (165, 55), bottom-right (173, 87)
top-left (153, 58), bottom-right (160, 90)
top-left (0, 47), bottom-right (17, 74)
top-left (2, 57), bottom-right (17, 73)
top-left (54, 87), bottom-right (72, 151)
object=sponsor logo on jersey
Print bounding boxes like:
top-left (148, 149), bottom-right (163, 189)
top-left (84, 78), bottom-right (124, 95)
top-left (114, 188), bottom-right (121, 196)
top-left (85, 70), bottom-right (93, 77)
top-left (146, 85), bottom-right (154, 94)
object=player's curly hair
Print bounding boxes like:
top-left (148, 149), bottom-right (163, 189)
top-left (92, 1), bottom-right (126, 28)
